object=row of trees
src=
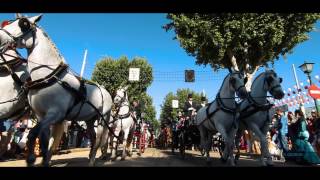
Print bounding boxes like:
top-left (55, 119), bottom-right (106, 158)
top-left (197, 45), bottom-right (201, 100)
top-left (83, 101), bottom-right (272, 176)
top-left (159, 88), bottom-right (205, 126)
top-left (91, 56), bottom-right (159, 130)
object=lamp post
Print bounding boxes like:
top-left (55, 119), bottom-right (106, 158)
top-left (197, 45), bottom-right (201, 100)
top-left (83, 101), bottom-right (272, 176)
top-left (299, 61), bottom-right (320, 116)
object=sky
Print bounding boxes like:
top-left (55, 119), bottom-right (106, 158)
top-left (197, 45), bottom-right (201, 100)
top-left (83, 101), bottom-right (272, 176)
top-left (1, 13), bottom-right (320, 118)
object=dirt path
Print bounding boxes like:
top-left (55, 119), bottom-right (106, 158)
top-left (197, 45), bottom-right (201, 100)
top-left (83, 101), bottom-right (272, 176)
top-left (0, 148), bottom-right (305, 167)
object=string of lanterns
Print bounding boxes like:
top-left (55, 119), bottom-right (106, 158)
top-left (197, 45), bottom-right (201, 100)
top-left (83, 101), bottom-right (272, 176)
top-left (271, 75), bottom-right (320, 109)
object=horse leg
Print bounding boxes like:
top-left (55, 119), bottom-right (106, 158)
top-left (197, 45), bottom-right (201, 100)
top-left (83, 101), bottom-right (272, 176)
top-left (26, 125), bottom-right (39, 166)
top-left (121, 128), bottom-right (130, 161)
top-left (205, 131), bottom-right (213, 164)
top-left (99, 126), bottom-right (110, 160)
top-left (126, 126), bottom-right (134, 157)
top-left (38, 111), bottom-right (65, 167)
top-left (234, 128), bottom-right (243, 164)
top-left (87, 121), bottom-right (98, 166)
top-left (48, 122), bottom-right (65, 156)
top-left (110, 130), bottom-right (119, 161)
top-left (215, 123), bottom-right (230, 164)
top-left (249, 123), bottom-right (270, 166)
top-left (261, 123), bottom-right (274, 166)
top-left (226, 127), bottom-right (237, 166)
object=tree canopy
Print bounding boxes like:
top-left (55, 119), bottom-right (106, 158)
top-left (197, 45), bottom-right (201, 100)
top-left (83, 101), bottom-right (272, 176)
top-left (91, 56), bottom-right (158, 128)
top-left (164, 13), bottom-right (320, 74)
top-left (159, 88), bottom-right (206, 126)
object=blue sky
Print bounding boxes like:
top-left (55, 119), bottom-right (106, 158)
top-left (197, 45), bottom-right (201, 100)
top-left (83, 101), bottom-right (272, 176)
top-left (1, 13), bottom-right (320, 118)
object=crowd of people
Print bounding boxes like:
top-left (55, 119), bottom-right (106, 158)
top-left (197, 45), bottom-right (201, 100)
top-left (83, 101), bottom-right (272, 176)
top-left (238, 108), bottom-right (320, 165)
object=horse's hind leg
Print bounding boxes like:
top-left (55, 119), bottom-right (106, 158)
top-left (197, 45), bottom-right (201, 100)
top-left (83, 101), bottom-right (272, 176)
top-left (48, 122), bottom-right (65, 158)
top-left (87, 121), bottom-right (98, 166)
top-left (35, 111), bottom-right (65, 167)
top-left (234, 128), bottom-right (243, 164)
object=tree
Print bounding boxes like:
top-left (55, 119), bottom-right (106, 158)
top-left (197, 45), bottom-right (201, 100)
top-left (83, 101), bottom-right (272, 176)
top-left (92, 56), bottom-right (153, 99)
top-left (159, 88), bottom-right (205, 126)
top-left (91, 56), bottom-right (158, 130)
top-left (164, 13), bottom-right (320, 88)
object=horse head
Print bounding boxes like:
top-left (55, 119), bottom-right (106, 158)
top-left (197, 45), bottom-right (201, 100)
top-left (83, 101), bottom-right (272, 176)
top-left (0, 14), bottom-right (42, 51)
top-left (263, 70), bottom-right (284, 99)
top-left (228, 69), bottom-right (248, 99)
top-left (114, 85), bottom-right (129, 105)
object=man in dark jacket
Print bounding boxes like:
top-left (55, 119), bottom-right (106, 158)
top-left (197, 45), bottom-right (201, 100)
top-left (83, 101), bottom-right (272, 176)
top-left (183, 93), bottom-right (197, 119)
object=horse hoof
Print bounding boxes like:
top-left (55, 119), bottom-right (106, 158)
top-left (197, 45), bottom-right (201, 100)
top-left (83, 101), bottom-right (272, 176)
top-left (26, 154), bottom-right (36, 166)
top-left (235, 154), bottom-right (240, 161)
top-left (89, 162), bottom-right (95, 167)
top-left (42, 161), bottom-right (50, 167)
top-left (220, 157), bottom-right (227, 163)
top-left (121, 157), bottom-right (126, 161)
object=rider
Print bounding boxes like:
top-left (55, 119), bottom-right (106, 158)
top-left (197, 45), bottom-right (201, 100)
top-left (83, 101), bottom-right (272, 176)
top-left (131, 98), bottom-right (141, 123)
top-left (183, 93), bottom-right (197, 125)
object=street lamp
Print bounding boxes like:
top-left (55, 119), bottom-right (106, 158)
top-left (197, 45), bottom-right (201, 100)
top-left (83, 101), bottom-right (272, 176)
top-left (299, 61), bottom-right (320, 115)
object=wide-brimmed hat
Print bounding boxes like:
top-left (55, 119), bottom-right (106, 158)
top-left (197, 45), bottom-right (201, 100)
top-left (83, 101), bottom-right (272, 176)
top-left (188, 93), bottom-right (193, 98)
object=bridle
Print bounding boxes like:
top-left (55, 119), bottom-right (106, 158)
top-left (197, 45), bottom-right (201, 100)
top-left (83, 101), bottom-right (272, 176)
top-left (264, 71), bottom-right (283, 96)
top-left (0, 18), bottom-right (37, 54)
top-left (229, 71), bottom-right (247, 96)
top-left (0, 49), bottom-right (27, 87)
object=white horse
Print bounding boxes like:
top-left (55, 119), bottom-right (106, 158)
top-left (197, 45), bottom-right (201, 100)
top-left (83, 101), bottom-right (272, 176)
top-left (235, 70), bottom-right (284, 166)
top-left (0, 48), bottom-right (71, 158)
top-left (0, 14), bottom-right (113, 166)
top-left (0, 49), bottom-right (29, 122)
top-left (107, 86), bottom-right (135, 161)
top-left (195, 70), bottom-right (248, 165)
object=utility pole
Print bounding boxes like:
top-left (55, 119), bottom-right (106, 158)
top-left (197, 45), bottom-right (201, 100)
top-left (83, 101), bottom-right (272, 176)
top-left (292, 64), bottom-right (305, 115)
top-left (80, 49), bottom-right (88, 78)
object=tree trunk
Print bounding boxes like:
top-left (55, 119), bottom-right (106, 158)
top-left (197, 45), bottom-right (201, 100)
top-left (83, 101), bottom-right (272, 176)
top-left (244, 66), bottom-right (259, 91)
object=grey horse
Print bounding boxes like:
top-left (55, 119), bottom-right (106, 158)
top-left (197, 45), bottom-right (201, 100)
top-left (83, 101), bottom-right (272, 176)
top-left (0, 14), bottom-right (113, 166)
top-left (235, 70), bottom-right (284, 166)
top-left (195, 69), bottom-right (248, 166)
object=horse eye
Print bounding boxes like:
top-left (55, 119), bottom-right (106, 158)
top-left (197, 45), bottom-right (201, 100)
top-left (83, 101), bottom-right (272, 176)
top-left (279, 78), bottom-right (283, 83)
top-left (230, 77), bottom-right (236, 84)
top-left (267, 76), bottom-right (273, 83)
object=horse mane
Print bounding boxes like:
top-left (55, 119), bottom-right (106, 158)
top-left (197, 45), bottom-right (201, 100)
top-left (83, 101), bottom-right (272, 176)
top-left (251, 70), bottom-right (277, 87)
top-left (37, 26), bottom-right (66, 63)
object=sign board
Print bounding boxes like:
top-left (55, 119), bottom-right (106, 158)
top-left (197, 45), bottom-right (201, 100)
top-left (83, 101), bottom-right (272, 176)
top-left (308, 84), bottom-right (320, 99)
top-left (172, 100), bottom-right (179, 108)
top-left (129, 68), bottom-right (140, 81)
top-left (185, 70), bottom-right (195, 82)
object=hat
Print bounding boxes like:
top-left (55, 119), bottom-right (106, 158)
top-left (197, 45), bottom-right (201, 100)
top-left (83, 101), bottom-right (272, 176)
top-left (201, 96), bottom-right (206, 101)
top-left (188, 93), bottom-right (193, 98)
top-left (311, 109), bottom-right (316, 113)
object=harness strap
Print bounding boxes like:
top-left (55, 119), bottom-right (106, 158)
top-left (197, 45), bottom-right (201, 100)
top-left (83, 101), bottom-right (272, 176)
top-left (24, 63), bottom-right (68, 90)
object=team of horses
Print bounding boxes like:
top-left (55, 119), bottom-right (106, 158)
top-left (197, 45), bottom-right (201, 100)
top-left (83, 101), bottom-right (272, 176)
top-left (0, 14), bottom-right (285, 166)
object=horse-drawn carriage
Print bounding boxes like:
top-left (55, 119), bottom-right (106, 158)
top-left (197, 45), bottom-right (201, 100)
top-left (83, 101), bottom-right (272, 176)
top-left (171, 112), bottom-right (202, 158)
top-left (132, 120), bottom-right (150, 155)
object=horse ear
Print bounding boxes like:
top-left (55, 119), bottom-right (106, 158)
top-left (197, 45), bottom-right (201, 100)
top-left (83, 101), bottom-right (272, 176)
top-left (15, 13), bottom-right (23, 19)
top-left (29, 14), bottom-right (43, 24)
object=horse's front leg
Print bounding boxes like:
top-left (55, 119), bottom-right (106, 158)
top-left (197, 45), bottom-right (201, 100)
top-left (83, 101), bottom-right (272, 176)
top-left (215, 123), bottom-right (232, 165)
top-left (121, 128), bottom-right (130, 161)
top-left (249, 123), bottom-right (271, 166)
